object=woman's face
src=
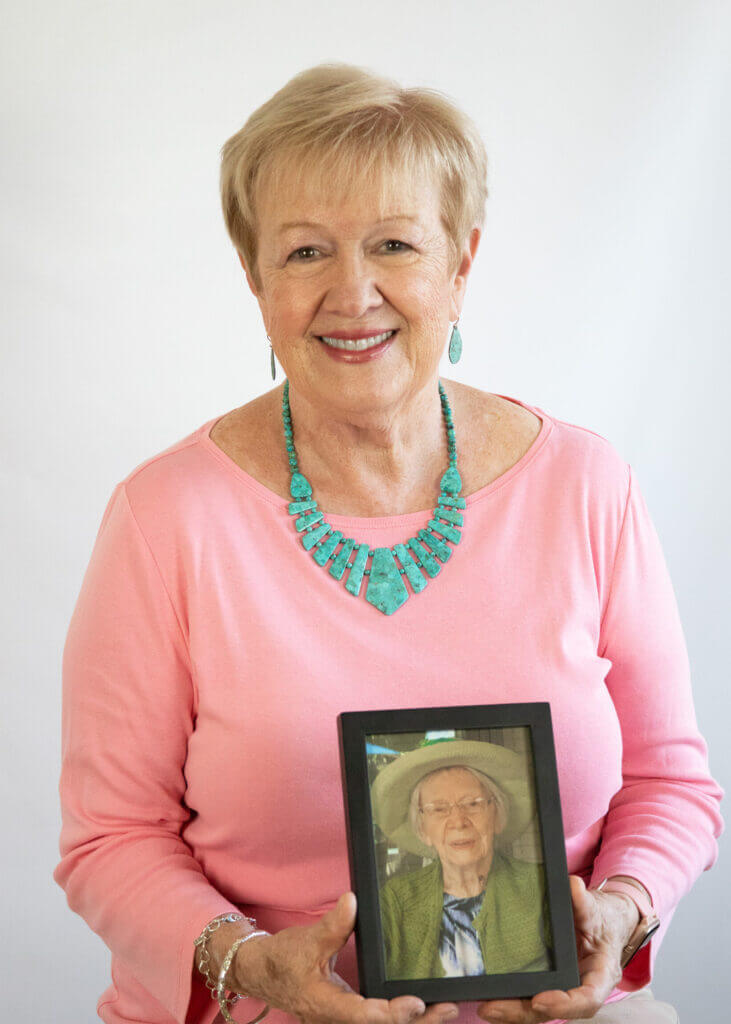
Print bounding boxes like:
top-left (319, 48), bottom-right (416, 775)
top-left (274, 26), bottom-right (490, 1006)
top-left (243, 162), bottom-right (479, 419)
top-left (418, 767), bottom-right (501, 871)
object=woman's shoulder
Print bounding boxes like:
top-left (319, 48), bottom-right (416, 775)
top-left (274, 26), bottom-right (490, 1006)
top-left (446, 383), bottom-right (542, 494)
top-left (497, 389), bottom-right (626, 469)
top-left (381, 860), bottom-right (440, 904)
top-left (450, 382), bottom-right (630, 500)
top-left (494, 853), bottom-right (545, 890)
top-left (124, 379), bottom-right (284, 492)
top-left (207, 390), bottom-right (292, 500)
top-left (118, 421), bottom-right (218, 501)
top-left (102, 410), bottom-right (249, 547)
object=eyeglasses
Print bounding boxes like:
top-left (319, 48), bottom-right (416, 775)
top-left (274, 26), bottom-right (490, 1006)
top-left (419, 796), bottom-right (494, 821)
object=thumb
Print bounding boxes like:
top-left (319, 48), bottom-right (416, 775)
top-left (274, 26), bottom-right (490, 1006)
top-left (316, 892), bottom-right (357, 958)
top-left (569, 874), bottom-right (589, 902)
top-left (570, 874), bottom-right (598, 927)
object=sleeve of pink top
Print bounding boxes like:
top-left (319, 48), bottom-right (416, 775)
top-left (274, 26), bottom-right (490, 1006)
top-left (53, 483), bottom-right (240, 1024)
top-left (589, 465), bottom-right (724, 990)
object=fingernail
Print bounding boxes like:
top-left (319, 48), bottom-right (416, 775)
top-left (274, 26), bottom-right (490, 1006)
top-left (443, 1011), bottom-right (459, 1021)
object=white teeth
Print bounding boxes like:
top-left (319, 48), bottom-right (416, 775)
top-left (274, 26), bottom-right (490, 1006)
top-left (319, 330), bottom-right (395, 351)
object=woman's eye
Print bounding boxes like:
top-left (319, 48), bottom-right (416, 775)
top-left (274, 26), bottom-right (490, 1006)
top-left (289, 241), bottom-right (410, 261)
top-left (290, 247), bottom-right (320, 260)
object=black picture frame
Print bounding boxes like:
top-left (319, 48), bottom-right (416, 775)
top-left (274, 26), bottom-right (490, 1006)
top-left (337, 703), bottom-right (580, 1003)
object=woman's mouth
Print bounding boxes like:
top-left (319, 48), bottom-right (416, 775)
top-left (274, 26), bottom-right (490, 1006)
top-left (316, 330), bottom-right (397, 362)
top-left (449, 838), bottom-right (476, 849)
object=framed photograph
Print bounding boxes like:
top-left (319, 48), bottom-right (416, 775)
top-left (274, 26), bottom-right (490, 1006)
top-left (337, 703), bottom-right (580, 1003)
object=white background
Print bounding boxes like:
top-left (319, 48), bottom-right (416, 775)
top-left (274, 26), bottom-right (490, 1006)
top-left (2, 1), bottom-right (729, 1020)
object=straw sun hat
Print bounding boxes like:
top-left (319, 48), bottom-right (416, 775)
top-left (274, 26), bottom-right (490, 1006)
top-left (370, 738), bottom-right (536, 859)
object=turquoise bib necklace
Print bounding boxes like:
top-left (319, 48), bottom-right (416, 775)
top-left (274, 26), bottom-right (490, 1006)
top-left (282, 379), bottom-right (465, 616)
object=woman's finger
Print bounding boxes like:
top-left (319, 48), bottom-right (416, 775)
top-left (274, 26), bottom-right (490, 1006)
top-left (477, 996), bottom-right (551, 1023)
top-left (418, 1003), bottom-right (460, 1024)
top-left (529, 947), bottom-right (622, 1019)
top-left (532, 986), bottom-right (604, 1020)
top-left (302, 974), bottom-right (431, 1024)
top-left (385, 995), bottom-right (429, 1024)
top-left (530, 968), bottom-right (615, 1020)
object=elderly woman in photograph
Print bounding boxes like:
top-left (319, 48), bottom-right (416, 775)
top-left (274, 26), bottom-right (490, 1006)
top-left (54, 63), bottom-right (722, 1024)
top-left (371, 740), bottom-right (552, 980)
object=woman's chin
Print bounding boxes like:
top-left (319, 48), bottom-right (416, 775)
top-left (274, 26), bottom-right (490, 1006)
top-left (443, 843), bottom-right (477, 862)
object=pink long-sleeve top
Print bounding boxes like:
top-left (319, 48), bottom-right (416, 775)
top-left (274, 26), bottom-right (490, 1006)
top-left (54, 393), bottom-right (723, 1024)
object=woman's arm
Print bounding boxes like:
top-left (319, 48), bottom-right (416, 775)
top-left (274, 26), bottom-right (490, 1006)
top-left (588, 465), bottom-right (724, 988)
top-left (54, 483), bottom-right (241, 1024)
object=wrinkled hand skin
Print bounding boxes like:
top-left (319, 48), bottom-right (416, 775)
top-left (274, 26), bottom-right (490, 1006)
top-left (233, 892), bottom-right (461, 1024)
top-left (476, 876), bottom-right (639, 1024)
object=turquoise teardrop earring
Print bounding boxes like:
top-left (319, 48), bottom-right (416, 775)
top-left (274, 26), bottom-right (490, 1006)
top-left (448, 318), bottom-right (463, 364)
top-left (282, 378), bottom-right (465, 616)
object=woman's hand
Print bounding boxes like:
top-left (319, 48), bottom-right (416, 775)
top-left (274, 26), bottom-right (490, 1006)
top-left (233, 892), bottom-right (460, 1024)
top-left (476, 875), bottom-right (640, 1024)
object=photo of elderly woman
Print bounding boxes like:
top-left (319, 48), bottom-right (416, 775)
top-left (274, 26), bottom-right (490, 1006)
top-left (368, 730), bottom-right (553, 982)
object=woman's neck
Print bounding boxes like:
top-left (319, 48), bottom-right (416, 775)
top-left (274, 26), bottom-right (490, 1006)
top-left (441, 851), bottom-right (494, 899)
top-left (285, 377), bottom-right (452, 516)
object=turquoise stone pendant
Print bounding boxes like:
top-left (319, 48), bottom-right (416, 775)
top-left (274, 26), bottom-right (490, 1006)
top-left (408, 537), bottom-right (441, 577)
top-left (440, 465), bottom-right (462, 495)
top-left (290, 472), bottom-right (312, 499)
top-left (295, 509), bottom-right (323, 530)
top-left (289, 499), bottom-right (317, 514)
top-left (419, 529), bottom-right (451, 563)
top-left (281, 379), bottom-right (465, 616)
top-left (329, 537), bottom-right (355, 579)
top-left (448, 322), bottom-right (463, 364)
top-left (302, 522), bottom-right (330, 550)
top-left (345, 543), bottom-right (370, 596)
top-left (313, 529), bottom-right (343, 566)
top-left (436, 506), bottom-right (463, 526)
top-left (366, 548), bottom-right (410, 615)
top-left (393, 543), bottom-right (428, 593)
top-left (428, 519), bottom-right (461, 544)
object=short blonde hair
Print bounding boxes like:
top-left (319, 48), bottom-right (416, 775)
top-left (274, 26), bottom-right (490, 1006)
top-left (220, 62), bottom-right (488, 290)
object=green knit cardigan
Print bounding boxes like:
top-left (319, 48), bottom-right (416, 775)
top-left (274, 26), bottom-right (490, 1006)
top-left (379, 852), bottom-right (553, 980)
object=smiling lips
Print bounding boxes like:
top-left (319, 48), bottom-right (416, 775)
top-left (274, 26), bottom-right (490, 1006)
top-left (318, 329), bottom-right (396, 351)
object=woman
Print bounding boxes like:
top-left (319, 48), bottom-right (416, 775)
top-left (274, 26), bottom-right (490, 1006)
top-left (371, 739), bottom-right (552, 980)
top-left (53, 63), bottom-right (722, 1024)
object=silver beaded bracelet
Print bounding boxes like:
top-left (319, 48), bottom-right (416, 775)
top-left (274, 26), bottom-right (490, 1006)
top-left (193, 912), bottom-right (270, 1023)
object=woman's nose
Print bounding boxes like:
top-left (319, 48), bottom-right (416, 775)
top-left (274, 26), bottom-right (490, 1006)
top-left (323, 255), bottom-right (382, 319)
top-left (446, 804), bottom-right (470, 826)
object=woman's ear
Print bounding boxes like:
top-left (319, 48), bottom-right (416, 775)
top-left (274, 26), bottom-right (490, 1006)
top-left (492, 796), bottom-right (508, 836)
top-left (448, 226), bottom-right (481, 320)
top-left (237, 251), bottom-right (260, 297)
top-left (414, 816), bottom-right (433, 847)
